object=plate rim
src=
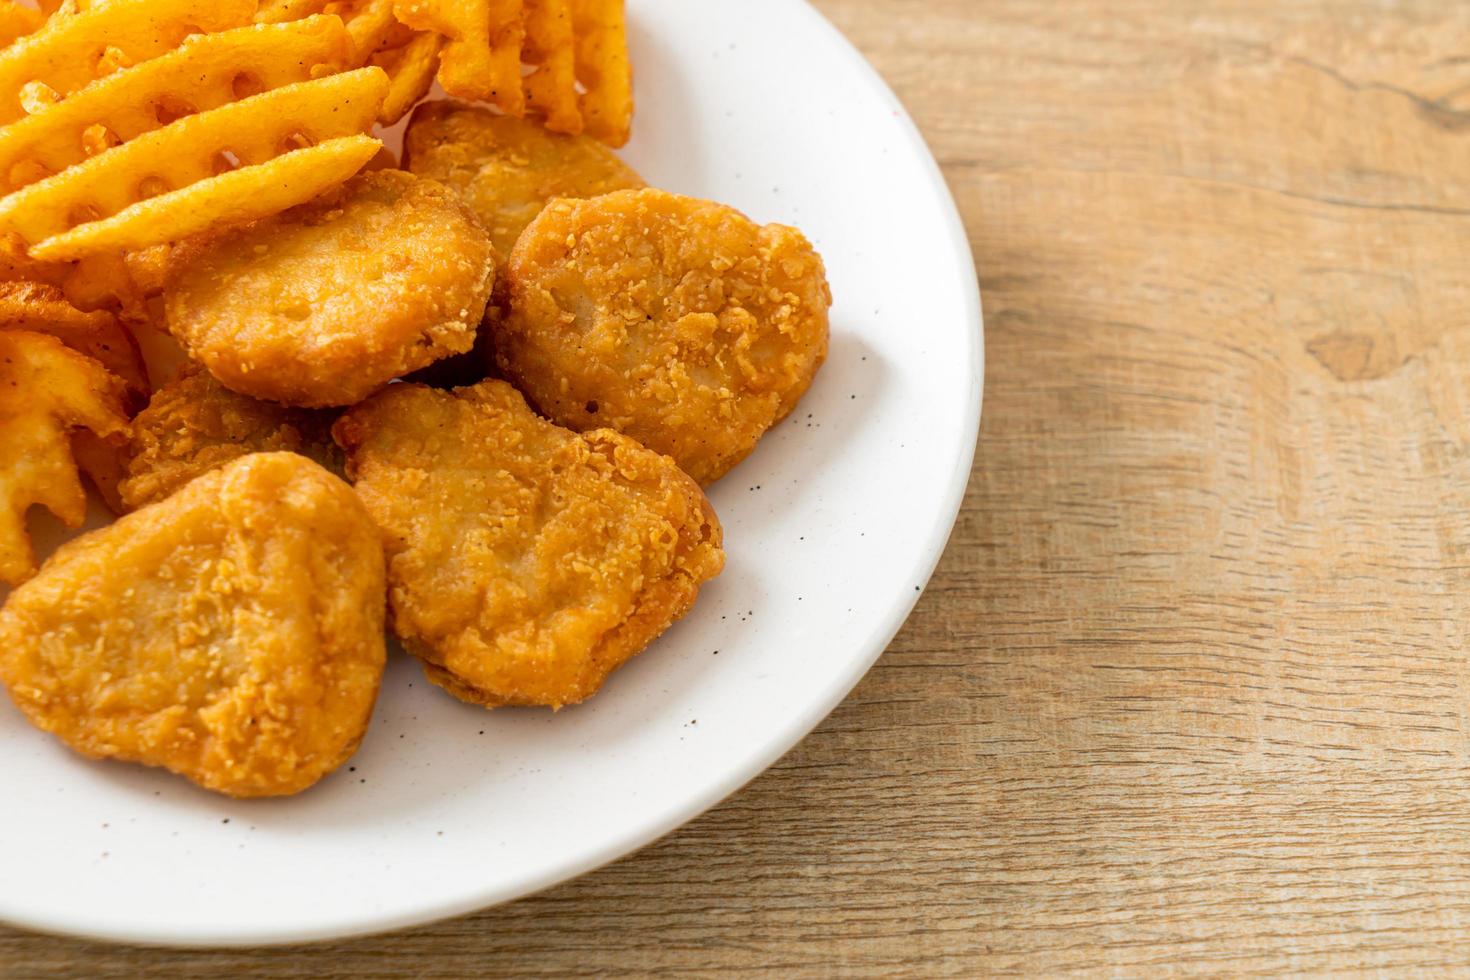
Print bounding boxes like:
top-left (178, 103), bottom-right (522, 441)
top-left (0, 0), bottom-right (984, 948)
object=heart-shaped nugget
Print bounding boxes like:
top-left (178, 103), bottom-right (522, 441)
top-left (0, 452), bottom-right (387, 798)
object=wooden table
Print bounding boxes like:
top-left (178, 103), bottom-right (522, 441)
top-left (7, 0), bottom-right (1470, 973)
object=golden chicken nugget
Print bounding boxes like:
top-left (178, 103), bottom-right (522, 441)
top-left (165, 170), bottom-right (495, 408)
top-left (333, 380), bottom-right (724, 709)
top-left (121, 364), bottom-right (340, 510)
top-left (497, 188), bottom-right (831, 484)
top-left (403, 101), bottom-right (643, 257)
top-left (0, 329), bottom-right (129, 585)
top-left (0, 452), bottom-right (387, 798)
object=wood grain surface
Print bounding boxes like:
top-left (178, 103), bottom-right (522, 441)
top-left (7, 0), bottom-right (1470, 974)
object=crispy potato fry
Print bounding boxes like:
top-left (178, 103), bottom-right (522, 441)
top-left (257, 0), bottom-right (395, 66)
top-left (0, 280), bottom-right (146, 403)
top-left (0, 256), bottom-right (140, 511)
top-left (570, 0), bottom-right (631, 146)
top-left (335, 0), bottom-right (397, 62)
top-left (0, 2), bottom-right (44, 49)
top-left (395, 0), bottom-right (526, 113)
top-left (0, 68), bottom-right (388, 258)
top-left (0, 452), bottom-right (387, 798)
top-left (523, 0), bottom-right (580, 134)
top-left (0, 235), bottom-right (151, 316)
top-left (0, 329), bottom-right (129, 585)
top-left (0, 17), bottom-right (354, 194)
top-left (0, 0), bottom-right (257, 126)
top-left (371, 29), bottom-right (441, 124)
top-left (571, 0), bottom-right (632, 146)
top-left (253, 0), bottom-right (330, 24)
top-left (59, 252), bottom-right (136, 313)
top-left (0, 69), bottom-right (387, 244)
top-left (0, 230), bottom-right (65, 286)
top-left (34, 135), bottom-right (383, 260)
top-left (121, 244), bottom-right (171, 297)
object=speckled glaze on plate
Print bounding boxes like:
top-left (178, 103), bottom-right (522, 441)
top-left (0, 0), bottom-right (983, 946)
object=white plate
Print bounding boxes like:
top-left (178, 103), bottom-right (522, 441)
top-left (0, 0), bottom-right (982, 946)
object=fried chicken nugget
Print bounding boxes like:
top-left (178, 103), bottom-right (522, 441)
top-left (0, 453), bottom-right (387, 798)
top-left (403, 102), bottom-right (644, 257)
top-left (165, 170), bottom-right (496, 408)
top-left (496, 188), bottom-right (831, 484)
top-left (333, 380), bottom-right (724, 709)
top-left (120, 364), bottom-right (341, 510)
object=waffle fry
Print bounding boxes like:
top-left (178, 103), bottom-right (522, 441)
top-left (121, 245), bottom-right (172, 298)
top-left (523, 0), bottom-right (580, 134)
top-left (0, 278), bottom-right (146, 514)
top-left (256, 0), bottom-right (394, 64)
top-left (571, 0), bottom-right (632, 146)
top-left (0, 279), bottom-right (147, 399)
top-left (58, 252), bottom-right (141, 313)
top-left (0, 68), bottom-right (389, 258)
top-left (36, 135), bottom-right (383, 260)
top-left (0, 0), bottom-right (257, 126)
top-left (0, 329), bottom-right (129, 585)
top-left (254, 0), bottom-right (330, 24)
top-left (250, 0), bottom-right (632, 142)
top-left (372, 29), bottom-right (442, 124)
top-left (395, 0), bottom-right (526, 114)
top-left (0, 17), bottom-right (354, 195)
top-left (0, 233), bottom-right (139, 314)
top-left (337, 0), bottom-right (398, 62)
top-left (0, 230), bottom-right (64, 286)
top-left (0, 2), bottom-right (44, 49)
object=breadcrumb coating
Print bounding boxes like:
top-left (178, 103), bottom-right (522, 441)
top-left (165, 169), bottom-right (496, 407)
top-left (403, 101), bottom-right (644, 256)
top-left (333, 379), bottom-right (724, 708)
top-left (496, 188), bottom-right (831, 484)
top-left (120, 363), bottom-right (341, 510)
top-left (0, 453), bottom-right (387, 797)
